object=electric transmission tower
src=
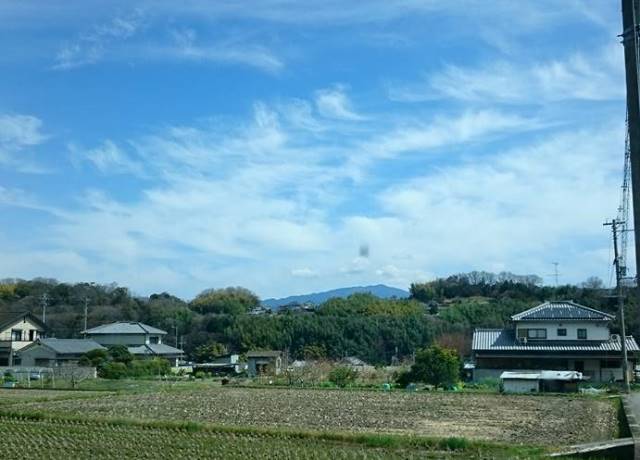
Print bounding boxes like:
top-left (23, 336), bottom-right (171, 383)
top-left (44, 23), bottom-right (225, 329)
top-left (617, 122), bottom-right (633, 284)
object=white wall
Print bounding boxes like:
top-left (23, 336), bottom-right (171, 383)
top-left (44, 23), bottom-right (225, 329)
top-left (516, 321), bottom-right (610, 341)
top-left (0, 317), bottom-right (45, 350)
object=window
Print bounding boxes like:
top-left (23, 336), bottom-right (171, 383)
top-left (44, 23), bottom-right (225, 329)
top-left (557, 328), bottom-right (567, 337)
top-left (10, 329), bottom-right (22, 341)
top-left (149, 336), bottom-right (159, 344)
top-left (527, 329), bottom-right (547, 340)
top-left (577, 328), bottom-right (587, 340)
top-left (517, 328), bottom-right (527, 339)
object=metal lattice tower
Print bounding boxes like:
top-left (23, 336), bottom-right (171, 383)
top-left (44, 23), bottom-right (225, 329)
top-left (618, 122), bottom-right (632, 280)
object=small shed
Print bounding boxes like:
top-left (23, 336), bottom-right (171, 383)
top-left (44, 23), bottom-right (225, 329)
top-left (247, 350), bottom-right (282, 377)
top-left (500, 370), bottom-right (584, 393)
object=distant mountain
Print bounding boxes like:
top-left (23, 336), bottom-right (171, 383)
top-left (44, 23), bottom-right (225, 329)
top-left (262, 284), bottom-right (410, 309)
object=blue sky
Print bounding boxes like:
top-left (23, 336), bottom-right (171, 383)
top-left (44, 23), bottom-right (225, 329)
top-left (0, 1), bottom-right (630, 299)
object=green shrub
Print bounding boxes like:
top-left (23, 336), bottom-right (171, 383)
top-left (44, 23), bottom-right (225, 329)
top-left (99, 362), bottom-right (128, 379)
top-left (328, 366), bottom-right (358, 388)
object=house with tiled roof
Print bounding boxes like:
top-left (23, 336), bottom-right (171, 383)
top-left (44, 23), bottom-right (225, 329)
top-left (0, 311), bottom-right (46, 366)
top-left (83, 321), bottom-right (184, 366)
top-left (18, 338), bottom-right (105, 367)
top-left (471, 301), bottom-right (638, 383)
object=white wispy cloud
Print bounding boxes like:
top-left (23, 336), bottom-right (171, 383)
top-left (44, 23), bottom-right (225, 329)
top-left (390, 44), bottom-right (624, 103)
top-left (152, 28), bottom-right (284, 73)
top-left (1, 85), bottom-right (623, 297)
top-left (53, 9), bottom-right (145, 70)
top-left (291, 267), bottom-right (318, 278)
top-left (315, 85), bottom-right (364, 121)
top-left (70, 140), bottom-right (145, 176)
top-left (0, 113), bottom-right (48, 172)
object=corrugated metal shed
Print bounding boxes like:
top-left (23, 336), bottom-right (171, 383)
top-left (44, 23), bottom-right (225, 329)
top-left (473, 328), bottom-right (639, 352)
top-left (83, 322), bottom-right (167, 335)
top-left (511, 301), bottom-right (614, 321)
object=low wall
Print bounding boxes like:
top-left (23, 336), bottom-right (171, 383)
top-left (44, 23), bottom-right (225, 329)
top-left (0, 365), bottom-right (97, 380)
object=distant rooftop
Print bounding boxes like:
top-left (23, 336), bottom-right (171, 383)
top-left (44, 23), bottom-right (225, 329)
top-left (511, 301), bottom-right (614, 322)
top-left (128, 343), bottom-right (183, 356)
top-left (37, 338), bottom-right (105, 354)
top-left (247, 350), bottom-right (281, 358)
top-left (473, 328), bottom-right (638, 352)
top-left (83, 321), bottom-right (167, 335)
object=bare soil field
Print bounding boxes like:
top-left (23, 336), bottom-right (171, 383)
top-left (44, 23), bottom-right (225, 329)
top-left (0, 388), bottom-right (106, 405)
top-left (22, 387), bottom-right (618, 446)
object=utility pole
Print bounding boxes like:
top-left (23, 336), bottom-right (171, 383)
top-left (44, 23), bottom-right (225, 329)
top-left (605, 219), bottom-right (631, 393)
top-left (621, 0), bottom-right (640, 285)
top-left (83, 296), bottom-right (89, 338)
top-left (40, 293), bottom-right (48, 324)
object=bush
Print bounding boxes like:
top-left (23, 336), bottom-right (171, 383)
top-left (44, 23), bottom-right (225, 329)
top-left (79, 349), bottom-right (109, 367)
top-left (328, 366), bottom-right (358, 388)
top-left (128, 358), bottom-right (170, 378)
top-left (108, 345), bottom-right (134, 365)
top-left (401, 345), bottom-right (460, 389)
top-left (99, 362), bottom-right (128, 379)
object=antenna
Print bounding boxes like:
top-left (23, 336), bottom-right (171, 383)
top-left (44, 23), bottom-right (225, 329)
top-left (40, 293), bottom-right (48, 324)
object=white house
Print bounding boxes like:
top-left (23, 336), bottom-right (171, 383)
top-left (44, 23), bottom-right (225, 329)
top-left (83, 321), bottom-right (184, 366)
top-left (472, 300), bottom-right (639, 383)
top-left (0, 311), bottom-right (46, 366)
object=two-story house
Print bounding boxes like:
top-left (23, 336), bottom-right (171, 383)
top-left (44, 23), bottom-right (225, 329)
top-left (83, 321), bottom-right (184, 366)
top-left (472, 300), bottom-right (639, 383)
top-left (0, 311), bottom-right (46, 365)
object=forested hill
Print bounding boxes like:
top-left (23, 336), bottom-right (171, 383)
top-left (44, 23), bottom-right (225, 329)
top-left (262, 284), bottom-right (409, 308)
top-left (0, 272), bottom-right (633, 364)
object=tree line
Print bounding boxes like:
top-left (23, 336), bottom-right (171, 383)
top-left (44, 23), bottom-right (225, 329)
top-left (0, 272), bottom-right (634, 365)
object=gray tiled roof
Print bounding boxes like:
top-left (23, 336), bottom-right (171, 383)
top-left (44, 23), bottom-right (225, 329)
top-left (84, 322), bottom-right (167, 335)
top-left (473, 328), bottom-right (639, 352)
top-left (511, 301), bottom-right (614, 321)
top-left (38, 339), bottom-right (106, 354)
top-left (128, 343), bottom-right (183, 356)
top-left (247, 350), bottom-right (281, 358)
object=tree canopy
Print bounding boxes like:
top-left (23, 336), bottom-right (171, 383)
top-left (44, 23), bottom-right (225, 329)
top-left (190, 287), bottom-right (259, 315)
top-left (400, 344), bottom-right (460, 388)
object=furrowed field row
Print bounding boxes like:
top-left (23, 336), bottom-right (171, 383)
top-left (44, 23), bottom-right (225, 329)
top-left (0, 416), bottom-right (535, 460)
top-left (21, 387), bottom-right (618, 445)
